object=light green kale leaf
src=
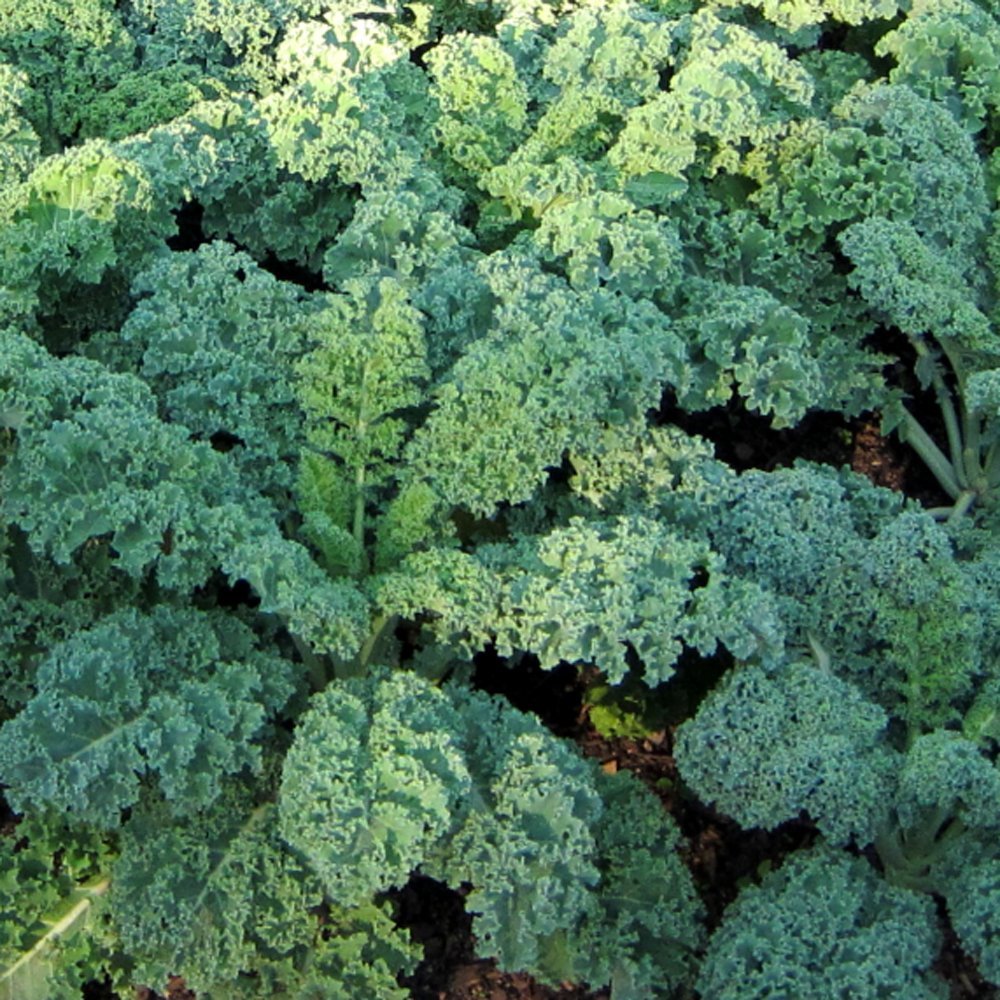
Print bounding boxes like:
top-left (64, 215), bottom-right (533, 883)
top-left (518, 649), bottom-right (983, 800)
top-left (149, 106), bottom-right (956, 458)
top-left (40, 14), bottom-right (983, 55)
top-left (295, 275), bottom-right (430, 577)
top-left (609, 8), bottom-right (813, 184)
top-left (0, 141), bottom-right (170, 341)
top-left (426, 33), bottom-right (530, 184)
top-left (532, 192), bottom-right (685, 298)
top-left (715, 0), bottom-right (900, 33)
top-left (258, 11), bottom-right (429, 188)
top-left (480, 514), bottom-right (781, 682)
top-left (481, 2), bottom-right (676, 218)
top-left (401, 250), bottom-right (684, 517)
top-left (279, 669), bottom-right (473, 905)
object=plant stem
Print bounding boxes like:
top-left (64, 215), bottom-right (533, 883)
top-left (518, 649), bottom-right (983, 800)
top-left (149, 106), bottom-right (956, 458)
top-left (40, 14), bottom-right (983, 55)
top-left (1, 877), bottom-right (110, 989)
top-left (900, 406), bottom-right (962, 499)
top-left (292, 633), bottom-right (329, 690)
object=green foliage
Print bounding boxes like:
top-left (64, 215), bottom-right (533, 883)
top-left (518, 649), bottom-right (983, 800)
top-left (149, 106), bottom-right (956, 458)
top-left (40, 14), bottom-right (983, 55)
top-left (402, 249), bottom-right (685, 517)
top-left (696, 846), bottom-right (946, 1000)
top-left (706, 464), bottom-right (994, 733)
top-left (876, 0), bottom-right (1000, 135)
top-left (112, 782), bottom-right (420, 998)
top-left (585, 673), bottom-right (673, 741)
top-left (295, 276), bottom-right (430, 575)
top-left (0, 606), bottom-right (298, 826)
top-left (5, 0), bottom-right (1000, 996)
top-left (0, 813), bottom-right (113, 1000)
top-left (0, 142), bottom-right (170, 342)
top-left (0, 1), bottom-right (135, 152)
top-left (89, 241), bottom-right (322, 504)
top-left (675, 659), bottom-right (898, 846)
top-left (278, 670), bottom-right (704, 995)
top-left (279, 670), bottom-right (472, 904)
top-left (939, 842), bottom-right (1000, 987)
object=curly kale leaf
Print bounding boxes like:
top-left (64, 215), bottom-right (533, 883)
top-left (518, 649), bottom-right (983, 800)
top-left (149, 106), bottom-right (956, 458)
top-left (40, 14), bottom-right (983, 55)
top-left (220, 527), bottom-right (371, 660)
top-left (609, 8), bottom-right (813, 184)
top-left (865, 510), bottom-right (985, 731)
top-left (374, 510), bottom-right (782, 684)
top-left (0, 63), bottom-right (39, 188)
top-left (708, 464), bottom-right (988, 733)
top-left (875, 0), bottom-right (1000, 134)
top-left (835, 83), bottom-right (991, 281)
top-left (1, 331), bottom-right (371, 656)
top-left (0, 606), bottom-right (298, 826)
top-left (401, 252), bottom-right (684, 517)
top-left (840, 217), bottom-right (994, 359)
top-left (483, 515), bottom-right (713, 679)
top-left (744, 118), bottom-right (918, 252)
top-left (369, 548), bottom-right (500, 663)
top-left (430, 687), bottom-right (704, 993)
top-left (672, 281), bottom-right (824, 426)
top-left (667, 196), bottom-right (889, 421)
top-left (481, 514), bottom-right (782, 682)
top-left (937, 841), bottom-right (1000, 988)
top-left (532, 193), bottom-right (686, 298)
top-left (258, 12), bottom-right (430, 188)
top-left (0, 141), bottom-right (171, 340)
top-left (0, 524), bottom-right (141, 715)
top-left (1, 332), bottom-right (230, 584)
top-left (425, 685), bottom-right (605, 974)
top-left (279, 670), bottom-right (473, 905)
top-left (119, 0), bottom-right (315, 94)
top-left (727, 0), bottom-right (900, 32)
top-left (696, 846), bottom-right (945, 1000)
top-left (295, 275), bottom-right (430, 576)
top-left (88, 241), bottom-right (322, 505)
top-left (426, 33), bottom-right (530, 184)
top-left (113, 781), bottom-right (419, 998)
top-left (280, 668), bottom-right (602, 969)
top-left (280, 669), bottom-right (704, 995)
top-left (876, 731), bottom-right (1000, 892)
top-left (544, 770), bottom-right (705, 999)
top-left (0, 1), bottom-right (135, 152)
top-left (564, 420), bottom-right (732, 526)
top-left (321, 169), bottom-right (472, 283)
top-left (674, 660), bottom-right (897, 846)
top-left (480, 3), bottom-right (677, 218)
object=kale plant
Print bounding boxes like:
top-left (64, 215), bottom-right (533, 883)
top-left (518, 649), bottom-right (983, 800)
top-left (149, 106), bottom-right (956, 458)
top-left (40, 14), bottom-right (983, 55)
top-left (3, 0), bottom-right (1000, 997)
